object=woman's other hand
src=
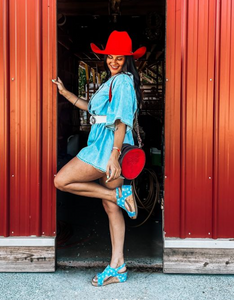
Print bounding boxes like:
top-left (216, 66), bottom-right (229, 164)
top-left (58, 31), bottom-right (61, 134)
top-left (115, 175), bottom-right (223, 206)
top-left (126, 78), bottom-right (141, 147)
top-left (52, 77), bottom-right (67, 96)
top-left (106, 153), bottom-right (121, 182)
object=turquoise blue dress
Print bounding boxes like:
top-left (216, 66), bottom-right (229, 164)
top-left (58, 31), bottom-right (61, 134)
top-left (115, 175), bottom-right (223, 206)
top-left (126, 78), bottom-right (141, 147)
top-left (77, 72), bottom-right (137, 173)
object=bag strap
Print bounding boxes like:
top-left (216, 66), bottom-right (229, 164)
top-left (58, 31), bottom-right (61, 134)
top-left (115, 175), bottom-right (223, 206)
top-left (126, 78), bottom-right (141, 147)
top-left (134, 112), bottom-right (143, 148)
top-left (108, 74), bottom-right (143, 148)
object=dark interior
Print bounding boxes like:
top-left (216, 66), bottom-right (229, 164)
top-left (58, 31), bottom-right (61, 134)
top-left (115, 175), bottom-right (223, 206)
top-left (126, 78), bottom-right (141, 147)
top-left (56, 0), bottom-right (165, 268)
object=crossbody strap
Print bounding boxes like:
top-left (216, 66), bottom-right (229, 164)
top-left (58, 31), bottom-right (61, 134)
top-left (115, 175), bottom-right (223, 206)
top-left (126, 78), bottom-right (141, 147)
top-left (108, 74), bottom-right (143, 148)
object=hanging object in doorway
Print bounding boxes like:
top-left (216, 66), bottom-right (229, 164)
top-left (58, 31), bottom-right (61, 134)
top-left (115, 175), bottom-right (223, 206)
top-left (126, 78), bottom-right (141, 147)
top-left (57, 14), bottom-right (67, 27)
top-left (108, 0), bottom-right (122, 23)
top-left (145, 12), bottom-right (162, 41)
top-left (131, 168), bottom-right (161, 227)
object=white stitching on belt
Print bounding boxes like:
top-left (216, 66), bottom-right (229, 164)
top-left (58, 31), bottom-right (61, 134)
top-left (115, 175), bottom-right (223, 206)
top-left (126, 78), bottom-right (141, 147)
top-left (90, 115), bottom-right (107, 124)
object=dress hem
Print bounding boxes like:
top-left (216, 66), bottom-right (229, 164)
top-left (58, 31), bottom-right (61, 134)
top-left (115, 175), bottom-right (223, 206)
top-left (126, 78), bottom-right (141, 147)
top-left (76, 154), bottom-right (106, 174)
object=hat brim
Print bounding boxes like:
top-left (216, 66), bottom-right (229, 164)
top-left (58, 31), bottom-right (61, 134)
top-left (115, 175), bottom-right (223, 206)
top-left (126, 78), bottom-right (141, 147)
top-left (90, 43), bottom-right (146, 59)
top-left (90, 43), bottom-right (104, 55)
top-left (132, 46), bottom-right (147, 59)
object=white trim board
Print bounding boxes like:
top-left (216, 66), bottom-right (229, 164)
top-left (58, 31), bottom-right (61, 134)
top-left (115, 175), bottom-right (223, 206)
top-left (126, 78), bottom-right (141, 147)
top-left (0, 237), bottom-right (55, 247)
top-left (164, 238), bottom-right (234, 249)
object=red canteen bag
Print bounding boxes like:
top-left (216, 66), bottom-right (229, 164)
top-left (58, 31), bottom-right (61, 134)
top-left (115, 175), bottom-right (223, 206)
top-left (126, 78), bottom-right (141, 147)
top-left (109, 75), bottom-right (146, 180)
top-left (119, 144), bottom-right (146, 180)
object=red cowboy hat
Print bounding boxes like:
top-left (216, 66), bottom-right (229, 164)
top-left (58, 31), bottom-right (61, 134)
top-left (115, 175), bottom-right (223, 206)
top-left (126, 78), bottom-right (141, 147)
top-left (90, 30), bottom-right (146, 59)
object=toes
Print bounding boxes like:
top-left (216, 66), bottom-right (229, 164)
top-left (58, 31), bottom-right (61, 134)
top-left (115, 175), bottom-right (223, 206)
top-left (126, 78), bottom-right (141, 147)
top-left (125, 196), bottom-right (134, 213)
top-left (118, 187), bottom-right (122, 198)
top-left (124, 199), bottom-right (131, 212)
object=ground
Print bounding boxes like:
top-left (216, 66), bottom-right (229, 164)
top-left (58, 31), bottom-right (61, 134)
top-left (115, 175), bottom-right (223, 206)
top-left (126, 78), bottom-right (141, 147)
top-left (0, 267), bottom-right (234, 300)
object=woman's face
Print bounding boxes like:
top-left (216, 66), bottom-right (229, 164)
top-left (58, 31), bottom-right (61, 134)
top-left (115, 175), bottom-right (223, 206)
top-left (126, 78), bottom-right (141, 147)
top-left (106, 55), bottom-right (126, 76)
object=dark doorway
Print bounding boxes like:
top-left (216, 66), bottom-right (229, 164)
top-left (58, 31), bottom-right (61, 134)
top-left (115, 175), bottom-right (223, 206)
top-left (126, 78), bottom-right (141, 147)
top-left (56, 0), bottom-right (165, 269)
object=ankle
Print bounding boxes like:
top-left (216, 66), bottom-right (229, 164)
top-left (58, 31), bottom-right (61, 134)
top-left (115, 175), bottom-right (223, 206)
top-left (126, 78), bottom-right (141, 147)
top-left (110, 258), bottom-right (125, 269)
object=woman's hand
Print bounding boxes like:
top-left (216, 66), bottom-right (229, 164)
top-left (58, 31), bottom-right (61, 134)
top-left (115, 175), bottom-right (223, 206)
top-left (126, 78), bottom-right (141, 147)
top-left (52, 77), bottom-right (67, 96)
top-left (52, 77), bottom-right (89, 111)
top-left (106, 152), bottom-right (121, 182)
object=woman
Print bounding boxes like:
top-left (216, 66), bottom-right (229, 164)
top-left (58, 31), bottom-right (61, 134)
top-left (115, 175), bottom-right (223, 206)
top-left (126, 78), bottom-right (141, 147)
top-left (52, 30), bottom-right (146, 286)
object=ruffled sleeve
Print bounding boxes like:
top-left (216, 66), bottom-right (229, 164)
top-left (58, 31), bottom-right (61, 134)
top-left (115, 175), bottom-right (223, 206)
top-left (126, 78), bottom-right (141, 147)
top-left (105, 74), bottom-right (137, 132)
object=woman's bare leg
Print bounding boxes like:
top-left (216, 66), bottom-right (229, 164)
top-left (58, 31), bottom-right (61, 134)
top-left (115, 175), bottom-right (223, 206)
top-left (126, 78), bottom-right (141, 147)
top-left (92, 176), bottom-right (126, 283)
top-left (55, 157), bottom-right (133, 283)
top-left (101, 177), bottom-right (126, 268)
top-left (54, 157), bottom-right (116, 202)
top-left (54, 157), bottom-right (135, 211)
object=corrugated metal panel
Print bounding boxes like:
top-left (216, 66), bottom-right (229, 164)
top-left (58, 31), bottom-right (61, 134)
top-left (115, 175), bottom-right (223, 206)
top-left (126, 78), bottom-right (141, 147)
top-left (165, 0), bottom-right (234, 238)
top-left (0, 0), bottom-right (57, 237)
top-left (164, 0), bottom-right (182, 237)
top-left (213, 0), bottom-right (234, 238)
top-left (0, 0), bottom-right (10, 237)
top-left (41, 0), bottom-right (57, 236)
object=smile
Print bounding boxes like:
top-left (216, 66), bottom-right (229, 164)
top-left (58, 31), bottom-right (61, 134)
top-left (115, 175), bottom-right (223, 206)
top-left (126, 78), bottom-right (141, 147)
top-left (110, 65), bottom-right (119, 69)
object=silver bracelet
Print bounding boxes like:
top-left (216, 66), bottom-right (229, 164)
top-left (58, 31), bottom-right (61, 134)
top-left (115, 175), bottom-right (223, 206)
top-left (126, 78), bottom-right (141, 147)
top-left (73, 97), bottom-right (79, 106)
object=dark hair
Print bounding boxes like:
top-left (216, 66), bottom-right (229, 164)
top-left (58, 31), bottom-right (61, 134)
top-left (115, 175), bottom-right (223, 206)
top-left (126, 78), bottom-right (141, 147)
top-left (103, 55), bottom-right (142, 106)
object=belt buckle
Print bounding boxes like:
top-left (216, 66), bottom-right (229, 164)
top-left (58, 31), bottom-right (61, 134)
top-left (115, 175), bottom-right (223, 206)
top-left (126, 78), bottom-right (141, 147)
top-left (90, 115), bottom-right (96, 125)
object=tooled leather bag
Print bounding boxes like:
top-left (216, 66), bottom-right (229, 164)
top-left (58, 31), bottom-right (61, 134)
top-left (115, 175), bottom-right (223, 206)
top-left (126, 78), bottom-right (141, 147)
top-left (109, 75), bottom-right (146, 180)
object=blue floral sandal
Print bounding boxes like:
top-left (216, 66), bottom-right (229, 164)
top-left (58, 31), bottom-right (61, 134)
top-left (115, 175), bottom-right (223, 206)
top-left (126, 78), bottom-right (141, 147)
top-left (92, 263), bottom-right (128, 287)
top-left (116, 185), bottom-right (138, 219)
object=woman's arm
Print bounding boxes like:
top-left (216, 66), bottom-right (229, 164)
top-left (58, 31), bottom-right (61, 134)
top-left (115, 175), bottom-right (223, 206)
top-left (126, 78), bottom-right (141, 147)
top-left (52, 77), bottom-right (88, 111)
top-left (106, 120), bottom-right (126, 182)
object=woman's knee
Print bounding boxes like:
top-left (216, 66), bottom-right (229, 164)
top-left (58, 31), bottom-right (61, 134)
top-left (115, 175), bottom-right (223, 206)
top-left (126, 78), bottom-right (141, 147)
top-left (102, 199), bottom-right (120, 215)
top-left (54, 173), bottom-right (67, 191)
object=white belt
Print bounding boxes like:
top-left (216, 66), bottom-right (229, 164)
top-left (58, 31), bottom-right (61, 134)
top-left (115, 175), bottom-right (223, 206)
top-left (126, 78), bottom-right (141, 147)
top-left (90, 115), bottom-right (107, 125)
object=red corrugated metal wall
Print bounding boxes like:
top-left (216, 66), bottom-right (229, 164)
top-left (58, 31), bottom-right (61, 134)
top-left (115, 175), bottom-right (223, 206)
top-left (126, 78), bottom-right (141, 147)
top-left (165, 0), bottom-right (234, 238)
top-left (0, 0), bottom-right (57, 237)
